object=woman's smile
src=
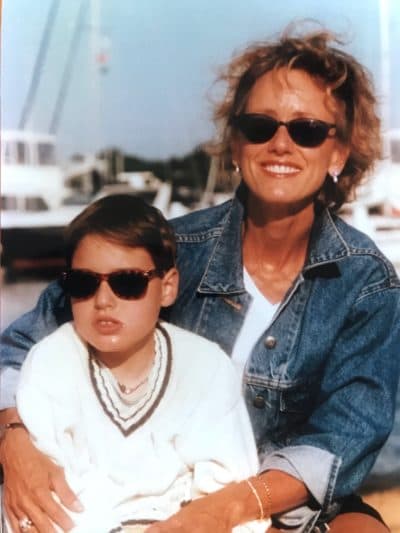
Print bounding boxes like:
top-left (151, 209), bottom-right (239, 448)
top-left (259, 160), bottom-right (301, 178)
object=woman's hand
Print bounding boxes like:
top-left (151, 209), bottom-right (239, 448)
top-left (1, 427), bottom-right (82, 532)
top-left (145, 498), bottom-right (237, 533)
top-left (146, 482), bottom-right (257, 533)
top-left (146, 509), bottom-right (230, 533)
top-left (145, 471), bottom-right (309, 533)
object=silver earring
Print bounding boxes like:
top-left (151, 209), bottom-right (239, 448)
top-left (232, 161), bottom-right (240, 174)
top-left (330, 170), bottom-right (339, 184)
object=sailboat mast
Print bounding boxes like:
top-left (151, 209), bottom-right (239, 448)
top-left (18, 0), bottom-right (59, 130)
top-left (49, 0), bottom-right (88, 134)
top-left (379, 0), bottom-right (391, 158)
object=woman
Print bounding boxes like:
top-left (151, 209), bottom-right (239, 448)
top-left (1, 26), bottom-right (399, 532)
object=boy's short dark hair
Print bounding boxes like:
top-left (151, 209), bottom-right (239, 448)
top-left (64, 194), bottom-right (176, 272)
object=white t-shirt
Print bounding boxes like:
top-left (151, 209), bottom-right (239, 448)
top-left (231, 268), bottom-right (280, 374)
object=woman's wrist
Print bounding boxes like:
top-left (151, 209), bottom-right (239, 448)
top-left (216, 479), bottom-right (271, 528)
top-left (0, 408), bottom-right (27, 462)
top-left (226, 470), bottom-right (309, 527)
top-left (0, 421), bottom-right (27, 438)
top-left (258, 470), bottom-right (309, 516)
top-left (0, 406), bottom-right (22, 425)
top-left (246, 476), bottom-right (273, 520)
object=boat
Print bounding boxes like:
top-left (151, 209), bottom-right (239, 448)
top-left (1, 130), bottom-right (84, 273)
top-left (341, 128), bottom-right (400, 273)
top-left (0, 132), bottom-right (191, 276)
top-left (1, 130), bottom-right (67, 209)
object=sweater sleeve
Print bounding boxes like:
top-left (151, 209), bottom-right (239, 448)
top-left (173, 344), bottom-right (259, 495)
top-left (16, 324), bottom-right (82, 466)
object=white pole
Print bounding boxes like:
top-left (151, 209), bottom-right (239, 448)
top-left (89, 0), bottom-right (102, 157)
top-left (379, 0), bottom-right (391, 159)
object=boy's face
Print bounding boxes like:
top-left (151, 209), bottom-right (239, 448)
top-left (70, 234), bottom-right (178, 362)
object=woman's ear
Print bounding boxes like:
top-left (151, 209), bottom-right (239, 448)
top-left (160, 267), bottom-right (179, 308)
top-left (329, 142), bottom-right (350, 177)
top-left (231, 139), bottom-right (240, 169)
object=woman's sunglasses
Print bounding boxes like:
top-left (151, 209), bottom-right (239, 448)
top-left (231, 113), bottom-right (336, 148)
top-left (60, 268), bottom-right (162, 300)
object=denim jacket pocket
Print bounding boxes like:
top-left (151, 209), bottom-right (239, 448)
top-left (280, 384), bottom-right (316, 413)
top-left (277, 385), bottom-right (317, 439)
top-left (245, 378), bottom-right (319, 449)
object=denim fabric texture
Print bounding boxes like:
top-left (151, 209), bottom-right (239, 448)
top-left (164, 195), bottom-right (400, 529)
top-left (1, 192), bottom-right (400, 532)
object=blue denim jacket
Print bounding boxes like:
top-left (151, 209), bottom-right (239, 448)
top-left (1, 194), bottom-right (400, 532)
top-left (166, 196), bottom-right (400, 529)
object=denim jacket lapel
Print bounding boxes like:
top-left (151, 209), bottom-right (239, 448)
top-left (197, 196), bottom-right (246, 295)
top-left (305, 208), bottom-right (351, 270)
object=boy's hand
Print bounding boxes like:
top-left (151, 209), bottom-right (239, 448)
top-left (1, 428), bottom-right (82, 532)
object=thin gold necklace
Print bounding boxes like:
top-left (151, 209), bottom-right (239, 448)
top-left (117, 376), bottom-right (148, 395)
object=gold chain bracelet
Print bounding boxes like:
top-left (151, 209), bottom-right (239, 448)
top-left (246, 478), bottom-right (264, 520)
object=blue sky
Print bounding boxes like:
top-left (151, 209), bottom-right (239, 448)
top-left (2, 0), bottom-right (399, 161)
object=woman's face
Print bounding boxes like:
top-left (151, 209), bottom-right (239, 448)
top-left (232, 67), bottom-right (349, 212)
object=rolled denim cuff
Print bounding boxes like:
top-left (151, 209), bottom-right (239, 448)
top-left (260, 444), bottom-right (339, 506)
top-left (0, 367), bottom-right (19, 409)
top-left (259, 445), bottom-right (341, 531)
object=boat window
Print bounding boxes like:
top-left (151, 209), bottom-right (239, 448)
top-left (391, 139), bottom-right (400, 163)
top-left (2, 141), bottom-right (14, 164)
top-left (0, 195), bottom-right (18, 210)
top-left (25, 196), bottom-right (49, 211)
top-left (37, 142), bottom-right (56, 165)
top-left (16, 142), bottom-right (28, 164)
top-left (0, 195), bottom-right (49, 211)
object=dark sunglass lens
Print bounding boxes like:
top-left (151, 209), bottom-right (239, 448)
top-left (237, 115), bottom-right (277, 144)
top-left (289, 120), bottom-right (329, 147)
top-left (109, 272), bottom-right (149, 299)
top-left (63, 271), bottom-right (99, 298)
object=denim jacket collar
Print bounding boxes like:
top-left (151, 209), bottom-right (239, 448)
top-left (305, 208), bottom-right (350, 268)
top-left (198, 194), bottom-right (351, 294)
top-left (197, 196), bottom-right (245, 294)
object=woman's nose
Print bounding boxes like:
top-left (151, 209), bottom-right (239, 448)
top-left (267, 124), bottom-right (294, 153)
top-left (94, 280), bottom-right (116, 308)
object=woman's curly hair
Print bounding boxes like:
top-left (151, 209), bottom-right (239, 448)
top-left (207, 24), bottom-right (382, 210)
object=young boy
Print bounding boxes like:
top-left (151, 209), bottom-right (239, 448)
top-left (13, 195), bottom-right (270, 533)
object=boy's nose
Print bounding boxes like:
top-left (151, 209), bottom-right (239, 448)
top-left (94, 280), bottom-right (116, 308)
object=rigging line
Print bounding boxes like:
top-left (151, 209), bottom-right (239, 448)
top-left (18, 0), bottom-right (60, 130)
top-left (49, 0), bottom-right (88, 134)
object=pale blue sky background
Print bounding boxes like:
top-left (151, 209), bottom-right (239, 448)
top-left (2, 0), bottom-right (399, 161)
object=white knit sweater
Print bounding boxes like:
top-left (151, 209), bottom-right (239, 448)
top-left (16, 321), bottom-right (271, 532)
